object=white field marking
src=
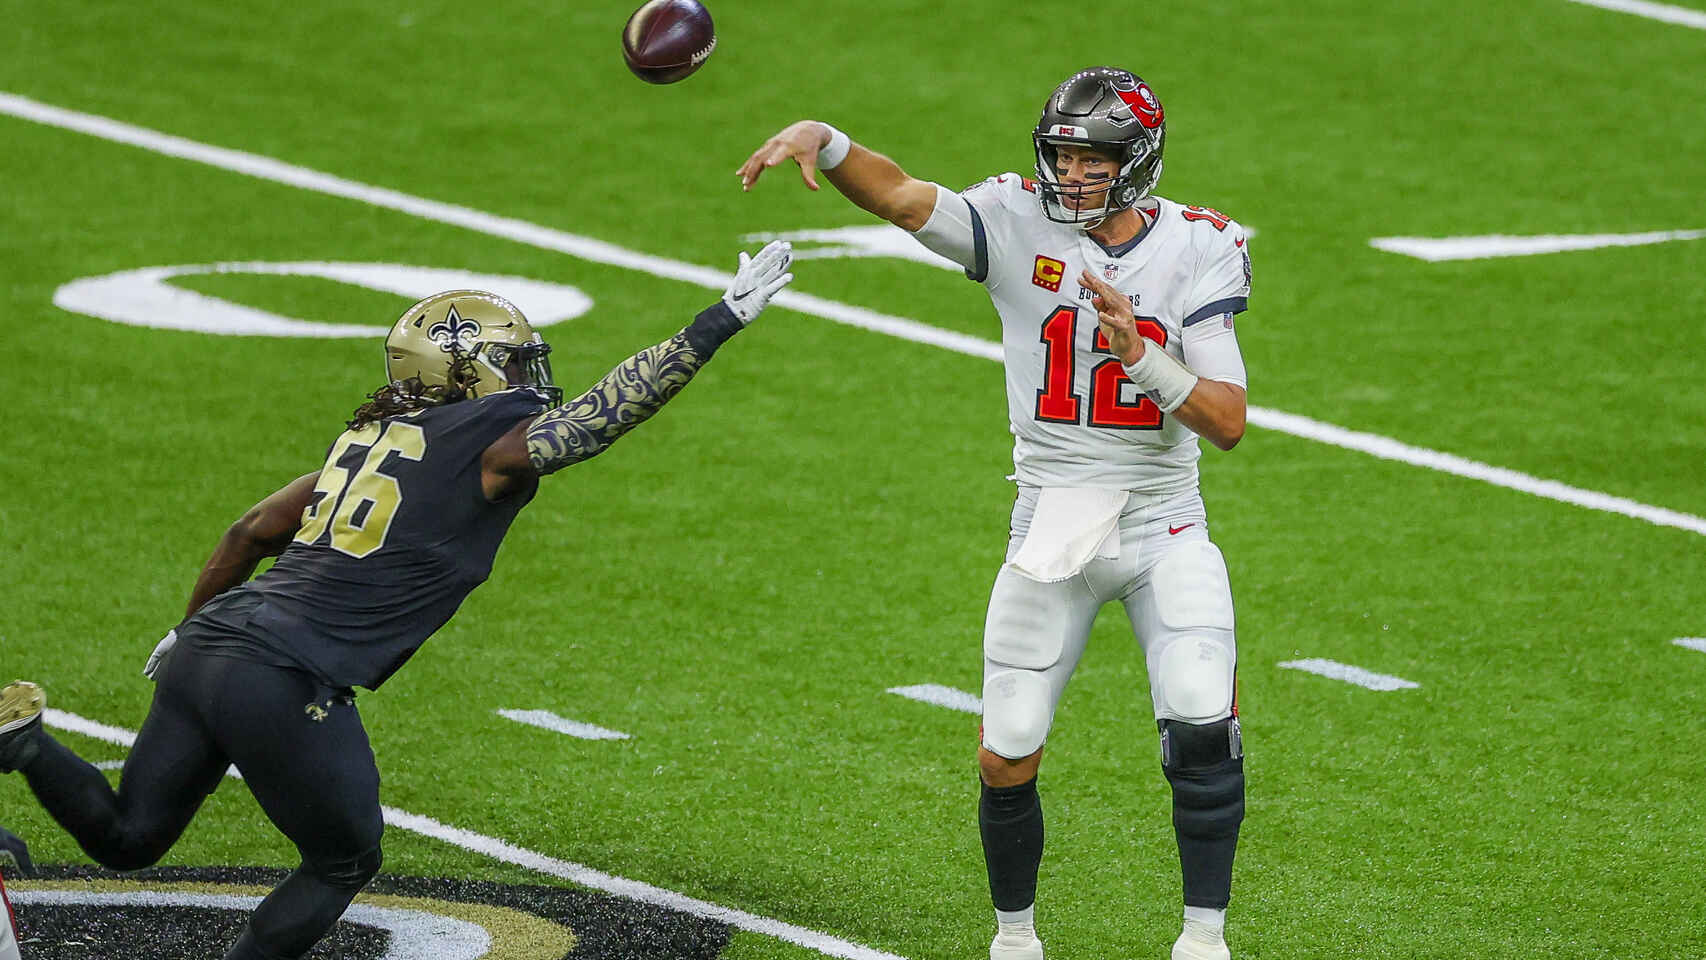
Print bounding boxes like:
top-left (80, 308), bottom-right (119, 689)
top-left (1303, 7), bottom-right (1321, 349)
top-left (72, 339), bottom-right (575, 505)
top-left (54, 261), bottom-right (594, 337)
top-left (886, 684), bottom-right (982, 714)
top-left (1674, 638), bottom-right (1706, 653)
top-left (40, 709), bottom-right (910, 960)
top-left (3, 91), bottom-right (1703, 540)
top-left (496, 708), bottom-right (631, 741)
top-left (1564, 0), bottom-right (1706, 29)
top-left (1249, 408), bottom-right (1706, 536)
top-left (1277, 658), bottom-right (1420, 691)
top-left (9, 891), bottom-right (491, 959)
top-left (93, 759), bottom-right (125, 770)
top-left (1370, 229), bottom-right (1706, 261)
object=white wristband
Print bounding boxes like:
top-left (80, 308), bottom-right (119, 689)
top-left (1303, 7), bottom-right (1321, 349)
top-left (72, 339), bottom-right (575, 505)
top-left (1122, 344), bottom-right (1199, 414)
top-left (817, 123), bottom-right (851, 170)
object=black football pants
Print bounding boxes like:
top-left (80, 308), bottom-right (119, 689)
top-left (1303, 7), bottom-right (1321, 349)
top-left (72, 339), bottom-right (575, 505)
top-left (21, 645), bottom-right (383, 959)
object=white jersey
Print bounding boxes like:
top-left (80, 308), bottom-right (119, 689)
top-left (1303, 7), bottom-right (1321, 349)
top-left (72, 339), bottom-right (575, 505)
top-left (915, 174), bottom-right (1251, 496)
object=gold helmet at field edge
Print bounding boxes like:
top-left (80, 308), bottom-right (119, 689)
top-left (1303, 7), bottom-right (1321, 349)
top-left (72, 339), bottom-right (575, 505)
top-left (384, 290), bottom-right (562, 403)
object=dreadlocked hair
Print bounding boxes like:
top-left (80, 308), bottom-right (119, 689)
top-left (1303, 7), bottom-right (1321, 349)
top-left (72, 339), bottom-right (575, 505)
top-left (347, 350), bottom-right (481, 429)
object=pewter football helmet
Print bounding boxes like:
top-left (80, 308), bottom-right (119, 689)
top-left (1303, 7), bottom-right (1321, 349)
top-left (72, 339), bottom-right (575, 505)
top-left (1032, 67), bottom-right (1166, 227)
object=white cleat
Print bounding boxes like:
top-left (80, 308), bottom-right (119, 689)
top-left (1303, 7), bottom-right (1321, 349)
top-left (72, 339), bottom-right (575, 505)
top-left (990, 921), bottom-right (1044, 960)
top-left (1171, 919), bottom-right (1231, 960)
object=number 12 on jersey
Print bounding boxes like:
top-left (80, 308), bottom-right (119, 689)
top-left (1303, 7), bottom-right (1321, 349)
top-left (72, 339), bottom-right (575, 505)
top-left (1034, 305), bottom-right (1169, 429)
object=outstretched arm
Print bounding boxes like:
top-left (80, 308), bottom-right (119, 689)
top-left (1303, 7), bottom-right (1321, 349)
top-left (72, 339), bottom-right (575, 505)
top-left (738, 121), bottom-right (939, 231)
top-left (481, 241), bottom-right (794, 497)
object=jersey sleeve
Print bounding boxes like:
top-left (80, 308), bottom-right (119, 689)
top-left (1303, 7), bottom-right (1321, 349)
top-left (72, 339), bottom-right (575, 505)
top-left (911, 183), bottom-right (981, 276)
top-left (1181, 222), bottom-right (1253, 329)
top-left (1181, 312), bottom-right (1247, 389)
top-left (955, 173), bottom-right (1038, 290)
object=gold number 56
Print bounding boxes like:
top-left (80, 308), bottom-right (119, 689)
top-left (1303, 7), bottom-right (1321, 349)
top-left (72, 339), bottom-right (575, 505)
top-left (295, 421), bottom-right (427, 558)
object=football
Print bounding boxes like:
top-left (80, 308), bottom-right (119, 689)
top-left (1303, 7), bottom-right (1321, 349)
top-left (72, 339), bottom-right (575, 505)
top-left (621, 0), bottom-right (717, 85)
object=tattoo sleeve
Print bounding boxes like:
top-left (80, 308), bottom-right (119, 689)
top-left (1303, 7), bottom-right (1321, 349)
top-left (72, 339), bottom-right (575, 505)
top-left (524, 303), bottom-right (744, 475)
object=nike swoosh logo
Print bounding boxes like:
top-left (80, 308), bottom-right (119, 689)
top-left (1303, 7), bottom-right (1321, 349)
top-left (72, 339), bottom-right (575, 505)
top-left (732, 288), bottom-right (753, 301)
top-left (1168, 523), bottom-right (1196, 535)
top-left (1234, 237), bottom-right (1245, 247)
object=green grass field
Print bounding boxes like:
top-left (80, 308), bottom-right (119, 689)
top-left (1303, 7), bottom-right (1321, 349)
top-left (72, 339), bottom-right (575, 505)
top-left (3, 0), bottom-right (1704, 957)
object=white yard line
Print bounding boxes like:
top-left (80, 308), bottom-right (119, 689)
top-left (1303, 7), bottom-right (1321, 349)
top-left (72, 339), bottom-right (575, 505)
top-left (1673, 638), bottom-right (1706, 653)
top-left (40, 709), bottom-right (909, 960)
top-left (4, 90), bottom-right (1704, 539)
top-left (886, 684), bottom-right (982, 714)
top-left (1564, 0), bottom-right (1706, 29)
top-left (1369, 229), bottom-right (1706, 261)
top-left (496, 708), bottom-right (630, 741)
top-left (1277, 658), bottom-right (1420, 691)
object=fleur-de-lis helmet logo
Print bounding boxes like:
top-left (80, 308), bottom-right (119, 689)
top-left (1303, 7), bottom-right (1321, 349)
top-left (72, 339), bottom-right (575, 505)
top-left (427, 304), bottom-right (482, 353)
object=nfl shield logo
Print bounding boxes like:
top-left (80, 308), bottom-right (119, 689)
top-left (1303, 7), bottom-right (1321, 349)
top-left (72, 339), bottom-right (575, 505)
top-left (1104, 263), bottom-right (1119, 280)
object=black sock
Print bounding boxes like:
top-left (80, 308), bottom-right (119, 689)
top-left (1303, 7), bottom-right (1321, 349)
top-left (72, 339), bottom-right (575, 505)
top-left (979, 777), bottom-right (1044, 912)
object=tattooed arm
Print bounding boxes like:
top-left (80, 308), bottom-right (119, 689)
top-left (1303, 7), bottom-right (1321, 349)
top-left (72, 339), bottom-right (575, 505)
top-left (480, 243), bottom-right (794, 500)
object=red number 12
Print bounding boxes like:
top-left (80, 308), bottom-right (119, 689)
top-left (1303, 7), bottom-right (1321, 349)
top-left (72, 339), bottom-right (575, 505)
top-left (1034, 305), bottom-right (1168, 430)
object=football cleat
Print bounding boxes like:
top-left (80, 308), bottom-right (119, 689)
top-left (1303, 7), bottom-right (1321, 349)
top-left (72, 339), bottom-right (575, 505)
top-left (1171, 920), bottom-right (1231, 960)
top-left (990, 922), bottom-right (1045, 960)
top-left (0, 681), bottom-right (46, 773)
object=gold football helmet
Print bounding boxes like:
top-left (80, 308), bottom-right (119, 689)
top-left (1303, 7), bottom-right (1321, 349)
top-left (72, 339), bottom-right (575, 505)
top-left (384, 290), bottom-right (562, 403)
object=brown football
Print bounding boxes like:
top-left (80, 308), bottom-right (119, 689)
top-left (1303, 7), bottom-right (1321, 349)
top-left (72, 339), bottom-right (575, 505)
top-left (621, 0), bottom-right (716, 85)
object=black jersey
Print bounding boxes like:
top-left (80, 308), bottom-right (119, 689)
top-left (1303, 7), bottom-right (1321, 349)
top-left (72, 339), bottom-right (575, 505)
top-left (186, 389), bottom-right (549, 689)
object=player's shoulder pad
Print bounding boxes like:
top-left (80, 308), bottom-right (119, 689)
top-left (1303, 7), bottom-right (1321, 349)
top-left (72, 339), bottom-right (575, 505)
top-left (961, 172), bottom-right (1040, 212)
top-left (1162, 197), bottom-right (1249, 254)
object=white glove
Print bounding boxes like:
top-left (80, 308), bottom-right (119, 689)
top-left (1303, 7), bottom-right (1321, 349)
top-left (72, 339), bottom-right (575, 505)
top-left (721, 240), bottom-right (794, 325)
top-left (143, 629), bottom-right (178, 681)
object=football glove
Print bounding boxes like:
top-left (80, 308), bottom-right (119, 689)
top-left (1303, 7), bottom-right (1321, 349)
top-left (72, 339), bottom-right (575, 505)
top-left (143, 628), bottom-right (178, 681)
top-left (0, 826), bottom-right (32, 876)
top-left (721, 240), bottom-right (793, 325)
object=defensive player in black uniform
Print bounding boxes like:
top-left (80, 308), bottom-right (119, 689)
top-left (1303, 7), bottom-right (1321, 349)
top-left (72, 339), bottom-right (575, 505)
top-left (0, 240), bottom-right (794, 959)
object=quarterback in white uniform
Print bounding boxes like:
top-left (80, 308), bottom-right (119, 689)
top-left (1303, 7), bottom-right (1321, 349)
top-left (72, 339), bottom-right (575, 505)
top-left (741, 67), bottom-right (1249, 960)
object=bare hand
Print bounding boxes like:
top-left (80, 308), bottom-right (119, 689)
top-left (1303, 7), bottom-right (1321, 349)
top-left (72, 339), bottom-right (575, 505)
top-left (737, 121), bottom-right (831, 192)
top-left (1080, 269), bottom-right (1145, 365)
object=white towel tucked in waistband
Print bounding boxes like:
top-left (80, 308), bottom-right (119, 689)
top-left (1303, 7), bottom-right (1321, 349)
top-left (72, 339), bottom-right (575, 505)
top-left (1008, 487), bottom-right (1130, 582)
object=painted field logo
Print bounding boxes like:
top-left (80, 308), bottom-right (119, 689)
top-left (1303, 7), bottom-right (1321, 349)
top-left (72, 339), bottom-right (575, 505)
top-left (8, 866), bottom-right (733, 960)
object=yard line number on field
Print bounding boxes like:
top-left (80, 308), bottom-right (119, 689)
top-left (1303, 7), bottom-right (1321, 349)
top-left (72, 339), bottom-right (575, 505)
top-left (2, 89), bottom-right (1703, 543)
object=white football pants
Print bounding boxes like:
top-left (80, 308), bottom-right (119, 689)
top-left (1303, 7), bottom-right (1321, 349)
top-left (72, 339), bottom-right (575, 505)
top-left (981, 487), bottom-right (1238, 760)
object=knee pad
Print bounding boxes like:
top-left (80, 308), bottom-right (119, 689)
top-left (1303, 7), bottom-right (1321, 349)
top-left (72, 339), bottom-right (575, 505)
top-left (983, 565), bottom-right (1073, 671)
top-left (1155, 635), bottom-right (1236, 722)
top-left (307, 844), bottom-right (382, 890)
top-left (981, 669), bottom-right (1053, 759)
top-left (1149, 541), bottom-right (1236, 722)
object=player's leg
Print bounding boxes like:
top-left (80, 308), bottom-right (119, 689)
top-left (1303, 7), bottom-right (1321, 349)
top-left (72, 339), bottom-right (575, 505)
top-left (3, 659), bottom-right (231, 871)
top-left (209, 660), bottom-right (383, 960)
top-left (0, 868), bottom-right (19, 960)
top-left (979, 562), bottom-right (1101, 960)
top-left (1124, 537), bottom-right (1242, 960)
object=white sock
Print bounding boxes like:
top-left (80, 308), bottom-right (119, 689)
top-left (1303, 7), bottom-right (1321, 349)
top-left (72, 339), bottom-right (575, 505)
top-left (1183, 906), bottom-right (1225, 939)
top-left (996, 905), bottom-right (1035, 928)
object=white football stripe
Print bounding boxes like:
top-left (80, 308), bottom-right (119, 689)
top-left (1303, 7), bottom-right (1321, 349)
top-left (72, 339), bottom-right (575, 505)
top-left (1277, 658), bottom-right (1420, 691)
top-left (886, 684), bottom-right (982, 714)
top-left (41, 709), bottom-right (908, 960)
top-left (1564, 0), bottom-right (1706, 29)
top-left (1673, 638), bottom-right (1706, 653)
top-left (9, 891), bottom-right (491, 960)
top-left (1369, 229), bottom-right (1706, 261)
top-left (497, 708), bottom-right (631, 741)
top-left (2, 89), bottom-right (1702, 540)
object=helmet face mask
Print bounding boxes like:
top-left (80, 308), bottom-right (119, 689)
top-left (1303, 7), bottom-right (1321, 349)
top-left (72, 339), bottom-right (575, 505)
top-left (385, 291), bottom-right (564, 405)
top-left (1033, 67), bottom-right (1166, 228)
